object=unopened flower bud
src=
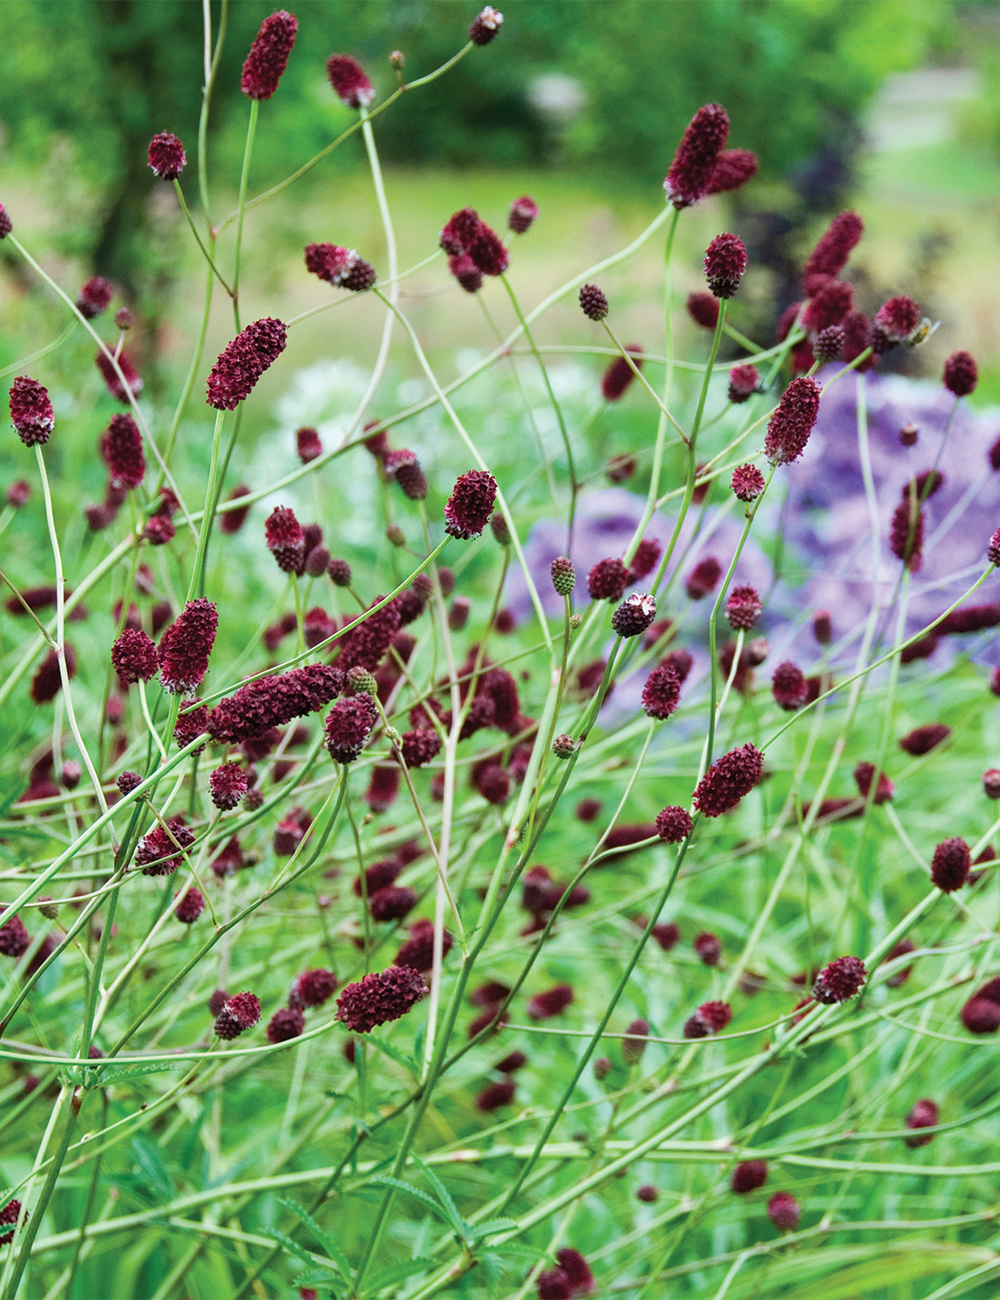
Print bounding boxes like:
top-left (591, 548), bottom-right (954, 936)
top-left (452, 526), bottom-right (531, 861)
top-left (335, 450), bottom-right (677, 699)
top-left (552, 733), bottom-right (578, 760)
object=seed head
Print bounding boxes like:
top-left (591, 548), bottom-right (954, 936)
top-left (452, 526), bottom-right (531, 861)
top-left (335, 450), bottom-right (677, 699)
top-left (611, 592), bottom-right (656, 638)
top-left (601, 345), bottom-right (644, 402)
top-left (767, 1192), bottom-right (800, 1231)
top-left (444, 469), bottom-right (497, 539)
top-left (241, 10), bottom-right (298, 100)
top-left (214, 991), bottom-right (261, 1040)
top-left (384, 448), bottom-right (428, 500)
top-left (326, 54), bottom-right (375, 108)
top-left (509, 194), bottom-right (537, 233)
top-left (771, 661), bottom-right (808, 711)
top-left (9, 376), bottom-right (54, 447)
top-left (324, 692), bottom-right (377, 764)
top-left (687, 291), bottom-right (719, 330)
top-left (174, 888), bottom-right (205, 925)
top-left (335, 964), bottom-right (427, 1033)
top-left (707, 147), bottom-right (758, 195)
top-left (112, 628), bottom-right (159, 684)
top-left (579, 283), bottom-right (609, 321)
top-left (812, 954), bottom-right (866, 1004)
top-left (943, 350), bottom-right (977, 398)
top-left (905, 1098), bottom-right (939, 1147)
top-left (664, 103), bottom-right (730, 208)
top-left (148, 131), bottom-right (186, 179)
top-left (802, 210), bottom-right (863, 294)
top-left (685, 556), bottom-right (722, 600)
top-left (930, 836), bottom-right (971, 893)
top-left (469, 6), bottom-right (504, 45)
top-left (527, 983), bottom-right (573, 1020)
top-left (267, 1007), bottom-right (305, 1043)
top-left (731, 1159), bottom-right (767, 1193)
top-left (158, 599), bottom-right (218, 695)
top-left (725, 585), bottom-right (762, 631)
top-left (341, 256), bottom-right (377, 292)
top-left (692, 743), bottom-right (764, 818)
top-left (703, 232), bottom-right (748, 298)
top-left (76, 276), bottom-right (114, 320)
top-left (764, 376), bottom-right (822, 466)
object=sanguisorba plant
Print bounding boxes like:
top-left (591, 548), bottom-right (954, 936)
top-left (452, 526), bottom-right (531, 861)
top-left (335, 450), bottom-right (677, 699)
top-left (2, 6), bottom-right (1000, 1299)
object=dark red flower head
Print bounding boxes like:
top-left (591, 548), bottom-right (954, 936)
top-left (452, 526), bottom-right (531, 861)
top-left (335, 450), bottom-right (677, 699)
top-left (961, 996), bottom-right (1000, 1034)
top-left (654, 805), bottom-right (692, 842)
top-left (611, 592), bottom-right (656, 638)
top-left (469, 6), bottom-right (504, 45)
top-left (9, 376), bottom-right (54, 447)
top-left (664, 103), bottom-right (730, 208)
top-left (704, 232), bottom-right (748, 299)
top-left (641, 662), bottom-right (682, 721)
top-left (899, 723), bottom-right (950, 756)
top-left (6, 479), bottom-right (30, 507)
top-left (0, 204), bottom-right (13, 238)
top-left (0, 908), bottom-right (31, 958)
top-left (214, 991), bottom-right (261, 1039)
top-left (158, 598), bottom-right (218, 695)
top-left (241, 10), bottom-right (298, 100)
top-left (267, 1006), bottom-right (305, 1044)
top-left (585, 557), bottom-right (627, 602)
top-left (601, 344), bottom-right (644, 402)
top-left (812, 954), bottom-right (866, 1004)
top-left (337, 596), bottom-right (401, 672)
top-left (692, 743), bottom-right (764, 818)
top-left (621, 1016), bottom-right (650, 1066)
top-left (148, 132), bottom-right (186, 179)
top-left (802, 210), bottom-right (864, 294)
top-left (527, 983), bottom-right (574, 1020)
top-left (292, 967), bottom-right (338, 1007)
top-left (324, 692), bottom-right (377, 764)
top-left (905, 1098), bottom-right (939, 1147)
top-left (554, 1247), bottom-right (594, 1296)
top-left (206, 318), bottom-right (286, 410)
top-left (476, 1079), bottom-right (516, 1112)
top-left (295, 426), bottom-right (322, 464)
top-left (707, 148), bottom-right (758, 195)
top-left (399, 727), bottom-right (442, 769)
top-left (853, 761), bottom-right (894, 805)
top-left (768, 1192), bottom-right (800, 1231)
top-left (725, 585), bottom-right (762, 631)
top-left (206, 664), bottom-right (342, 744)
top-left (304, 242), bottom-right (352, 284)
top-left (327, 54), bottom-right (375, 108)
top-left (579, 283), bottom-right (609, 321)
top-left (96, 350), bottom-right (143, 403)
top-left (537, 1269), bottom-right (570, 1300)
top-left (764, 376), bottom-right (822, 466)
top-left (943, 350), bottom-right (978, 398)
top-left (335, 964), bottom-right (427, 1033)
top-left (684, 999), bottom-right (731, 1037)
top-left (0, 1199), bottom-right (25, 1246)
top-left (628, 536), bottom-right (660, 583)
top-left (265, 505), bottom-right (305, 574)
top-left (209, 763), bottom-right (248, 811)
top-left (930, 836), bottom-right (971, 893)
top-left (101, 413), bottom-right (145, 490)
top-left (731, 1159), bottom-right (767, 1193)
top-left (448, 252), bottom-right (483, 293)
top-left (687, 291), bottom-right (719, 330)
top-left (772, 661), bottom-right (808, 711)
top-left (509, 194), bottom-right (538, 233)
top-left (813, 324), bottom-right (845, 365)
top-left (444, 469), bottom-right (497, 539)
top-left (731, 463), bottom-right (765, 503)
top-left (394, 919), bottom-right (454, 973)
top-left (30, 644), bottom-right (75, 703)
top-left (219, 483), bottom-right (252, 534)
top-left (694, 932), bottom-right (722, 966)
top-left (134, 817), bottom-right (194, 876)
top-left (685, 556), bottom-right (722, 600)
top-left (76, 276), bottom-right (114, 320)
top-left (728, 363), bottom-right (759, 404)
top-left (439, 207), bottom-right (481, 256)
top-left (802, 280), bottom-right (854, 335)
top-left (467, 220), bottom-right (509, 276)
top-left (384, 448), bottom-right (429, 500)
top-left (174, 888), bottom-right (205, 925)
top-left (984, 769), bottom-right (1000, 799)
top-left (112, 627), bottom-right (158, 684)
top-left (875, 295), bottom-right (920, 342)
top-left (369, 884), bottom-right (417, 923)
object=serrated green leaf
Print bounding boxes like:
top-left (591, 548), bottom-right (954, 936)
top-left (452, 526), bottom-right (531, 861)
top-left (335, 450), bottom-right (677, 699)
top-left (131, 1135), bottom-right (174, 1200)
top-left (368, 1174), bottom-right (452, 1224)
top-left (278, 1195), bottom-right (350, 1275)
top-left (465, 1217), bottom-right (518, 1241)
top-left (267, 1227), bottom-right (337, 1273)
top-left (364, 1254), bottom-right (435, 1293)
top-left (411, 1154), bottom-right (466, 1237)
top-left (89, 1061), bottom-right (182, 1084)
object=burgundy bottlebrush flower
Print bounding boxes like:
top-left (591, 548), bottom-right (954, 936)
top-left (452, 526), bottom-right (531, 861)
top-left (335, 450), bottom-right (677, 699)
top-left (325, 557), bottom-right (351, 589)
top-left (384, 448), bottom-right (429, 500)
top-left (394, 919), bottom-right (454, 973)
top-left (684, 999), bottom-right (732, 1038)
top-left (550, 556), bottom-right (576, 596)
top-left (599, 344), bottom-right (643, 401)
top-left (687, 291), bottom-right (719, 330)
top-left (475, 762), bottom-right (511, 803)
top-left (304, 242), bottom-right (353, 284)
top-left (579, 283), bottom-right (609, 321)
top-left (476, 1078), bottom-right (516, 1111)
top-left (444, 469), bottom-right (497, 539)
top-left (771, 661), bottom-right (808, 711)
top-left (555, 1248), bottom-right (595, 1296)
top-left (295, 426), bottom-right (322, 464)
top-left (707, 147), bottom-right (758, 194)
top-left (326, 54), bottom-right (375, 108)
top-left (943, 350), bottom-right (977, 398)
top-left (890, 497), bottom-right (924, 572)
top-left (205, 318), bottom-right (286, 410)
top-left (30, 645), bottom-right (76, 704)
top-left (611, 592), bottom-right (656, 638)
top-left (703, 233), bottom-right (747, 299)
top-left (6, 479), bottom-right (30, 507)
top-left (527, 983), bottom-right (573, 1020)
top-left (727, 363), bottom-right (759, 404)
top-left (731, 1159), bottom-right (768, 1193)
top-left (449, 253), bottom-right (483, 293)
top-left (537, 1269), bottom-right (570, 1300)
top-left (654, 806), bottom-right (692, 843)
top-left (664, 102), bottom-right (729, 208)
top-left (214, 991), bottom-right (262, 1040)
top-left (207, 665), bottom-right (342, 744)
top-left (641, 663), bottom-right (681, 720)
top-left (768, 1192), bottom-right (800, 1231)
top-left (291, 967), bottom-right (338, 1008)
top-left (336, 964), bottom-right (427, 1033)
top-left (303, 606), bottom-right (336, 648)
top-left (448, 597), bottom-right (470, 630)
top-left (930, 837), bottom-right (971, 892)
top-left (241, 9), bottom-right (298, 100)
top-left (495, 1050), bottom-right (527, 1074)
top-left (984, 769), bottom-right (1000, 799)
top-left (802, 279), bottom-right (854, 334)
top-left (467, 220), bottom-right (509, 276)
top-left (76, 276), bottom-right (113, 320)
top-left (174, 700), bottom-right (208, 751)
top-left (509, 194), bottom-right (537, 233)
top-left (636, 1183), bottom-right (659, 1203)
top-left (802, 210), bottom-right (864, 294)
top-left (0, 909), bottom-right (31, 959)
top-left (209, 763), bottom-right (248, 811)
top-left (265, 505), bottom-right (305, 574)
top-left (9, 376), bottom-right (54, 447)
top-left (621, 1017), bottom-right (650, 1065)
top-left (111, 628), bottom-right (158, 684)
top-left (905, 1098), bottom-right (939, 1147)
top-left (853, 761), bottom-right (894, 804)
top-left (628, 537), bottom-right (661, 582)
top-left (400, 728), bottom-right (442, 768)
top-left (731, 463), bottom-right (765, 503)
top-left (101, 413), bottom-right (145, 489)
top-left (148, 131), bottom-right (186, 179)
top-left (337, 596), bottom-right (401, 672)
top-left (692, 743), bottom-right (764, 818)
top-left (365, 763), bottom-right (400, 813)
top-left (0, 203), bottom-right (13, 238)
top-left (586, 557), bottom-right (629, 602)
top-left (469, 6), bottom-right (504, 45)
top-left (219, 484), bottom-right (252, 534)
top-left (899, 723), bottom-right (950, 756)
top-left (962, 997), bottom-right (1000, 1034)
top-left (693, 932), bottom-right (722, 966)
top-left (341, 256), bottom-right (377, 292)
top-left (685, 556), bottom-right (722, 600)
top-left (763, 376), bottom-right (822, 466)
top-left (440, 207), bottom-right (481, 255)
top-left (134, 817), bottom-right (195, 876)
top-left (0, 1199), bottom-right (24, 1246)
top-left (725, 585), bottom-right (762, 631)
top-left (606, 453), bottom-right (636, 483)
top-left (158, 599), bottom-right (218, 695)
top-left (875, 295), bottom-right (921, 342)
top-left (813, 324), bottom-right (844, 365)
top-left (174, 888), bottom-right (205, 925)
top-left (95, 350), bottom-right (143, 403)
top-left (812, 955), bottom-right (866, 1004)
top-left (267, 1006), bottom-right (305, 1044)
top-left (144, 514), bottom-right (174, 546)
top-left (324, 692), bottom-right (377, 764)
top-left (369, 885), bottom-right (418, 922)
top-left (115, 307), bottom-right (133, 330)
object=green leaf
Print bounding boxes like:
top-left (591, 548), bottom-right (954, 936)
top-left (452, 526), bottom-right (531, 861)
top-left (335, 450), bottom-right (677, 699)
top-left (130, 1135), bottom-right (174, 1200)
top-left (364, 1255), bottom-right (435, 1293)
top-left (88, 1061), bottom-right (183, 1084)
top-left (465, 1217), bottom-right (518, 1241)
top-left (278, 1196), bottom-right (350, 1276)
top-left (411, 1155), bottom-right (467, 1238)
top-left (367, 1174), bottom-right (453, 1225)
top-left (267, 1228), bottom-right (331, 1272)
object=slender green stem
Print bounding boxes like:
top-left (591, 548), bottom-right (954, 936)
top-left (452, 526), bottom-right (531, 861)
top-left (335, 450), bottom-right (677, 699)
top-left (173, 179), bottom-right (232, 296)
top-left (231, 98), bottom-right (259, 329)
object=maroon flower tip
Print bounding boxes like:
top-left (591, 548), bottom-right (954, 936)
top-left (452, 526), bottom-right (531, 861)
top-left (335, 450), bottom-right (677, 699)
top-left (369, 884), bottom-right (417, 923)
top-left (444, 469), bottom-right (497, 539)
top-left (76, 276), bottom-right (114, 320)
top-left (962, 996), bottom-right (1000, 1034)
top-left (469, 6), bottom-right (504, 45)
top-left (324, 692), bottom-right (377, 764)
top-left (527, 983), bottom-right (574, 1021)
top-left (293, 967), bottom-right (338, 1007)
top-left (687, 291), bottom-right (720, 330)
top-left (385, 448), bottom-right (429, 500)
top-left (665, 102), bottom-right (730, 208)
top-left (600, 344), bottom-right (644, 402)
top-left (101, 413), bottom-right (145, 490)
top-left (174, 887), bottom-right (205, 925)
top-left (725, 585), bottom-right (762, 631)
top-left (930, 836), bottom-right (971, 893)
top-left (325, 556), bottom-right (351, 589)
top-left (265, 505), bottom-right (305, 574)
top-left (812, 324), bottom-right (845, 365)
top-left (621, 1016), bottom-right (650, 1065)
top-left (394, 919), bottom-right (454, 973)
top-left (6, 479), bottom-right (30, 507)
top-left (654, 806), bottom-right (692, 846)
top-left (730, 463), bottom-right (765, 504)
top-left (812, 955), bottom-right (866, 1004)
top-left (0, 203), bottom-right (13, 239)
top-left (875, 294), bottom-right (921, 342)
top-left (0, 908), bottom-right (31, 959)
top-left (467, 220), bottom-right (509, 276)
top-left (853, 761), bottom-right (894, 805)
top-left (554, 1248), bottom-right (594, 1295)
top-left (0, 1199), bottom-right (25, 1246)
top-left (241, 10), bottom-right (298, 100)
top-left (611, 592), bottom-right (656, 638)
top-left (115, 307), bottom-right (133, 331)
top-left (158, 599), bottom-right (218, 695)
top-left (134, 817), bottom-right (194, 877)
top-left (341, 256), bottom-right (377, 292)
top-left (95, 349), bottom-right (142, 403)
top-left (579, 283), bottom-right (609, 321)
top-left (111, 627), bottom-right (159, 685)
top-left (636, 1183), bottom-right (659, 1203)
top-left (731, 1159), bottom-right (768, 1193)
top-left (728, 363), bottom-right (760, 404)
top-left (400, 728), bottom-right (442, 768)
top-left (326, 54), bottom-right (375, 108)
top-left (218, 483), bottom-right (252, 535)
top-left (984, 769), bottom-right (1000, 799)
top-left (206, 318), bottom-right (287, 410)
top-left (439, 207), bottom-right (481, 256)
top-left (704, 232), bottom-right (748, 299)
top-left (209, 762), bottom-right (248, 811)
top-left (693, 932), bottom-right (722, 967)
top-left (581, 557), bottom-right (623, 604)
top-left (899, 723), bottom-right (950, 756)
top-left (685, 556), bottom-right (722, 601)
top-left (537, 1268), bottom-right (571, 1300)
top-left (295, 426), bottom-right (322, 464)
top-left (267, 1006), bottom-right (305, 1044)
top-left (476, 1078), bottom-right (516, 1112)
top-left (943, 349), bottom-right (978, 398)
top-left (771, 661), bottom-right (808, 711)
top-left (448, 252), bottom-right (483, 293)
top-left (304, 242), bottom-right (352, 283)
top-left (767, 1191), bottom-right (800, 1231)
top-left (606, 453), bottom-right (636, 484)
top-left (802, 280), bottom-right (854, 335)
top-left (206, 664), bottom-right (342, 745)
top-left (9, 376), bottom-right (54, 447)
top-left (905, 1098), bottom-right (939, 1147)
top-left (764, 376), bottom-right (822, 466)
top-left (30, 644), bottom-right (76, 704)
top-left (628, 536), bottom-right (661, 583)
top-left (337, 596), bottom-right (401, 672)
top-left (148, 131), bottom-right (186, 180)
top-left (642, 663), bottom-right (682, 721)
top-left (707, 147), bottom-right (758, 195)
top-left (803, 210), bottom-right (864, 293)
top-left (335, 964), bottom-right (427, 1033)
top-left (692, 743), bottom-right (764, 818)
top-left (508, 194), bottom-right (538, 233)
top-left (214, 991), bottom-right (262, 1039)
